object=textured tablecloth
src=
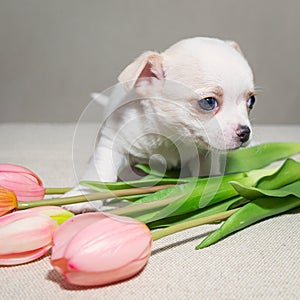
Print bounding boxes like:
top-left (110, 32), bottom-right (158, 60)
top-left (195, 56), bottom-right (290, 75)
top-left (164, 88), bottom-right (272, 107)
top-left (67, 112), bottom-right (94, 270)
top-left (0, 123), bottom-right (299, 300)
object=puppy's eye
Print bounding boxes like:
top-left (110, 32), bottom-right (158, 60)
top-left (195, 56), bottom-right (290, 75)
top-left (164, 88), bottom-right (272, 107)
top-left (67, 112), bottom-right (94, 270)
top-left (247, 95), bottom-right (256, 109)
top-left (197, 97), bottom-right (218, 111)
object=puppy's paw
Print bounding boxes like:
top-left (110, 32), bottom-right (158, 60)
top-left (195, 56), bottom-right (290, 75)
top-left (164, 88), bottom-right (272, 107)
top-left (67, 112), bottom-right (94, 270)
top-left (62, 200), bottom-right (103, 214)
top-left (61, 185), bottom-right (103, 214)
top-left (63, 185), bottom-right (92, 198)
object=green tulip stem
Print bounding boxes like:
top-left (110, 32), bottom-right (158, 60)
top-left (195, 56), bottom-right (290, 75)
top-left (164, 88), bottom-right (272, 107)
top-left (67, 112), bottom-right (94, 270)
top-left (17, 184), bottom-right (174, 210)
top-left (45, 187), bottom-right (72, 194)
top-left (151, 208), bottom-right (239, 241)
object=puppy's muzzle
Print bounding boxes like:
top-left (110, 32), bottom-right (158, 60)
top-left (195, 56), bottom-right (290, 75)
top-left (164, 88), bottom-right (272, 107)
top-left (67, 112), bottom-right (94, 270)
top-left (236, 125), bottom-right (251, 143)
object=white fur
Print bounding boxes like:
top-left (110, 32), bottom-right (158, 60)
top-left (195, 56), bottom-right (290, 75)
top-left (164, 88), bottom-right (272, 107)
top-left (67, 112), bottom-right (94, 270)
top-left (64, 37), bottom-right (255, 213)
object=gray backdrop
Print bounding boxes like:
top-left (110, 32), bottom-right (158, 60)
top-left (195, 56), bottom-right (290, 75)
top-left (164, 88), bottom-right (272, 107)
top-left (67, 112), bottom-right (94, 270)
top-left (0, 0), bottom-right (299, 124)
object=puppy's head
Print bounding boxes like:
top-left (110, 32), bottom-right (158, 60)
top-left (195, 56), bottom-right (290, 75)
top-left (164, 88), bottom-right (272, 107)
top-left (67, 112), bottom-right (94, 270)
top-left (118, 37), bottom-right (256, 151)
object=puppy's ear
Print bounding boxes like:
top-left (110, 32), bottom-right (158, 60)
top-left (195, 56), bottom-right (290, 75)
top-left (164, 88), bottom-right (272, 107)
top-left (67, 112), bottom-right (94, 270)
top-left (225, 40), bottom-right (244, 56)
top-left (118, 51), bottom-right (165, 92)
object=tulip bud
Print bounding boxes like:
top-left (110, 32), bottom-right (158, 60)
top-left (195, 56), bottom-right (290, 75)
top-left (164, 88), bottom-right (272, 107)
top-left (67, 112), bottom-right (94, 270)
top-left (0, 186), bottom-right (17, 216)
top-left (0, 206), bottom-right (73, 266)
top-left (0, 164), bottom-right (45, 201)
top-left (51, 212), bottom-right (153, 286)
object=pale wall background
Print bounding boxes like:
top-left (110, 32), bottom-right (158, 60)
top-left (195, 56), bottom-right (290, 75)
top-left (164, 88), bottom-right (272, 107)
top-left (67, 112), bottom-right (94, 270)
top-left (0, 0), bottom-right (299, 124)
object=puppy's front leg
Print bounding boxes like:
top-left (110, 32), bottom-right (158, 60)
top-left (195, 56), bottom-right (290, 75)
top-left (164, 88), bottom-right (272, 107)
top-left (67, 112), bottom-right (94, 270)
top-left (63, 143), bottom-right (125, 213)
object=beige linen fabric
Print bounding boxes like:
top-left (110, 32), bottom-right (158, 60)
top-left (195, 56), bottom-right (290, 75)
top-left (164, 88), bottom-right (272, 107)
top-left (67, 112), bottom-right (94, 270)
top-left (0, 123), bottom-right (299, 299)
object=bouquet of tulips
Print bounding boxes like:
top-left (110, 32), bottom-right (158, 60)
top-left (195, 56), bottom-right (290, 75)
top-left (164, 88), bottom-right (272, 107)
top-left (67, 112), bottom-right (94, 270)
top-left (0, 142), bottom-right (300, 287)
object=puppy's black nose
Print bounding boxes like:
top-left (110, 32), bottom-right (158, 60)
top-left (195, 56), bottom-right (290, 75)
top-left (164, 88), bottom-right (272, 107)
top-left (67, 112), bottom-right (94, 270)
top-left (236, 125), bottom-right (251, 143)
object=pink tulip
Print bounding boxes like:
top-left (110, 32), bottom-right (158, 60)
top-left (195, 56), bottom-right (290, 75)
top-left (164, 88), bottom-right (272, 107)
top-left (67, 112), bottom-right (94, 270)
top-left (51, 212), bottom-right (153, 286)
top-left (0, 206), bottom-right (73, 265)
top-left (0, 164), bottom-right (45, 201)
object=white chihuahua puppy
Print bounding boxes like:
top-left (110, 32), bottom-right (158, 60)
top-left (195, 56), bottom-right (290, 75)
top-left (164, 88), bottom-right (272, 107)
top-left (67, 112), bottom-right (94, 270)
top-left (65, 37), bottom-right (256, 213)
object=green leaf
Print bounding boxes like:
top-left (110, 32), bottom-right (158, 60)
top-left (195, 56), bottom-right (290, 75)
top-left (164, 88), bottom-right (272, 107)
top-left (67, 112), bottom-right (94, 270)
top-left (231, 180), bottom-right (300, 200)
top-left (256, 158), bottom-right (300, 189)
top-left (148, 196), bottom-right (246, 229)
top-left (196, 159), bottom-right (300, 249)
top-left (137, 168), bottom-right (274, 223)
top-left (223, 142), bottom-right (300, 174)
top-left (196, 195), bottom-right (300, 249)
top-left (230, 159), bottom-right (300, 199)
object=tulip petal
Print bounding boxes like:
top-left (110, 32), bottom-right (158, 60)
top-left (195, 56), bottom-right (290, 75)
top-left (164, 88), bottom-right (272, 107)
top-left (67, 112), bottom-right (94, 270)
top-left (0, 245), bottom-right (51, 266)
top-left (64, 239), bottom-right (152, 286)
top-left (0, 214), bottom-right (57, 254)
top-left (51, 213), bottom-right (153, 286)
top-left (0, 208), bottom-right (59, 265)
top-left (0, 164), bottom-right (45, 201)
top-left (0, 207), bottom-right (61, 227)
top-left (0, 173), bottom-right (45, 200)
top-left (51, 213), bottom-right (152, 286)
top-left (0, 209), bottom-right (39, 227)
top-left (0, 174), bottom-right (42, 192)
top-left (64, 258), bottom-right (149, 286)
top-left (65, 216), bottom-right (152, 272)
top-left (0, 164), bottom-right (43, 186)
top-left (56, 213), bottom-right (152, 286)
top-left (51, 213), bottom-right (106, 262)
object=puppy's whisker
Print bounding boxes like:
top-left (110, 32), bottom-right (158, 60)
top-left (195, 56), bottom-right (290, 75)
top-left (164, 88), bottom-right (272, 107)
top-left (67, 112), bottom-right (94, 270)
top-left (254, 85), bottom-right (264, 94)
